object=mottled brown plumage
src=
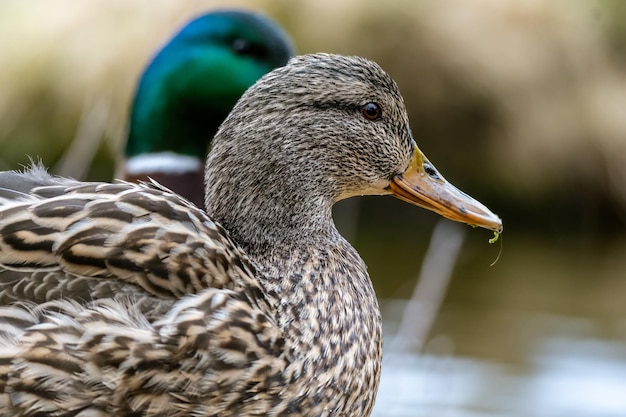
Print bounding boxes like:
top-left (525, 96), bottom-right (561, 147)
top-left (0, 54), bottom-right (501, 416)
top-left (0, 171), bottom-right (255, 320)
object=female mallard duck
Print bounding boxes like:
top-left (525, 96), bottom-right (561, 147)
top-left (0, 54), bottom-right (502, 416)
top-left (120, 10), bottom-right (293, 207)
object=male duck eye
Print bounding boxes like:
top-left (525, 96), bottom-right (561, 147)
top-left (361, 102), bottom-right (381, 120)
top-left (231, 38), bottom-right (266, 59)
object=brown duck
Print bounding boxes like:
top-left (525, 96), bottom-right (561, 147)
top-left (0, 53), bottom-right (502, 416)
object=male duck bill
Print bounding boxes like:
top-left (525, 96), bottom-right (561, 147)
top-left (0, 54), bottom-right (501, 417)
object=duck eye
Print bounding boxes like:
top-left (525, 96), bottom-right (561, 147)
top-left (231, 38), bottom-right (266, 59)
top-left (361, 102), bottom-right (381, 120)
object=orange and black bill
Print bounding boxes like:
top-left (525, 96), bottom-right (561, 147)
top-left (387, 146), bottom-right (503, 233)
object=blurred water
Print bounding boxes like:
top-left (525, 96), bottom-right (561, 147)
top-left (374, 308), bottom-right (626, 417)
top-left (363, 224), bottom-right (626, 417)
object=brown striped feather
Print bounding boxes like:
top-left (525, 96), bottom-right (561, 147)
top-left (0, 178), bottom-right (259, 320)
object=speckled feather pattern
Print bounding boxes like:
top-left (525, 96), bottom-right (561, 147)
top-left (0, 54), bottom-right (417, 416)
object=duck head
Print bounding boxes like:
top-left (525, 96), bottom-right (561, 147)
top-left (123, 10), bottom-right (294, 206)
top-left (205, 53), bottom-right (502, 252)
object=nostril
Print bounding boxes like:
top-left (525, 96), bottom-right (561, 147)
top-left (424, 164), bottom-right (439, 179)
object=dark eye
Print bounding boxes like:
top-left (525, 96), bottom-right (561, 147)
top-left (361, 102), bottom-right (381, 120)
top-left (231, 38), bottom-right (267, 59)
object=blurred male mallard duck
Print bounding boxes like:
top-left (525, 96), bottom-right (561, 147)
top-left (120, 10), bottom-right (294, 207)
top-left (0, 54), bottom-right (502, 416)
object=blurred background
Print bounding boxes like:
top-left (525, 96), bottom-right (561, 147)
top-left (1, 0), bottom-right (625, 415)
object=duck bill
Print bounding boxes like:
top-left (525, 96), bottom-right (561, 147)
top-left (387, 146), bottom-right (503, 232)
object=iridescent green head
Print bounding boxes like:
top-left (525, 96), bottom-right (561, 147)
top-left (125, 10), bottom-right (294, 160)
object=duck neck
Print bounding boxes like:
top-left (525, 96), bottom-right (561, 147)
top-left (254, 230), bottom-right (383, 416)
top-left (205, 171), bottom-right (383, 415)
top-left (125, 79), bottom-right (226, 161)
top-left (220, 195), bottom-right (338, 257)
